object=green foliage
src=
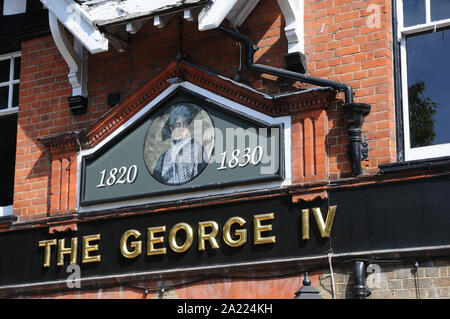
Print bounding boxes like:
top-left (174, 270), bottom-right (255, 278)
top-left (408, 80), bottom-right (438, 148)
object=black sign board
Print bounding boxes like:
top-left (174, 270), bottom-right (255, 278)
top-left (1, 175), bottom-right (450, 289)
top-left (80, 88), bottom-right (284, 206)
top-left (1, 196), bottom-right (329, 287)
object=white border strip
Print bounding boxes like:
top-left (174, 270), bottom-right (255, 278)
top-left (77, 81), bottom-right (292, 213)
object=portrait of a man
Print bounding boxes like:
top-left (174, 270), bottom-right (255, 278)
top-left (145, 103), bottom-right (213, 185)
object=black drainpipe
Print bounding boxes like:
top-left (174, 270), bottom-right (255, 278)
top-left (216, 26), bottom-right (371, 177)
top-left (354, 260), bottom-right (371, 299)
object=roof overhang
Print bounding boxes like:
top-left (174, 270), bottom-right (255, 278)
top-left (40, 0), bottom-right (264, 54)
top-left (39, 0), bottom-right (305, 106)
top-left (82, 0), bottom-right (209, 27)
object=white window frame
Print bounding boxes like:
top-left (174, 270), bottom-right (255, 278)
top-left (397, 0), bottom-right (450, 161)
top-left (0, 205), bottom-right (13, 217)
top-left (0, 51), bottom-right (21, 117)
top-left (0, 51), bottom-right (21, 217)
top-left (3, 0), bottom-right (27, 16)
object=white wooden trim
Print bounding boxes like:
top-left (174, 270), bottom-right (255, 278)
top-left (0, 205), bottom-right (13, 217)
top-left (77, 81), bottom-right (292, 213)
top-left (3, 0), bottom-right (26, 16)
top-left (400, 37), bottom-right (411, 155)
top-left (126, 18), bottom-right (149, 34)
top-left (232, 0), bottom-right (261, 27)
top-left (153, 15), bottom-right (171, 29)
top-left (0, 107), bottom-right (18, 117)
top-left (198, 0), bottom-right (240, 31)
top-left (425, 0), bottom-right (431, 24)
top-left (0, 51), bottom-right (21, 60)
top-left (41, 0), bottom-right (108, 54)
top-left (405, 143), bottom-right (450, 161)
top-left (396, 0), bottom-right (404, 41)
top-left (0, 80), bottom-right (20, 87)
top-left (277, 0), bottom-right (304, 53)
top-left (184, 9), bottom-right (194, 22)
top-left (40, 0), bottom-right (263, 54)
top-left (7, 53), bottom-right (14, 109)
top-left (49, 12), bottom-right (87, 97)
top-left (398, 0), bottom-right (450, 35)
top-left (400, 18), bottom-right (450, 35)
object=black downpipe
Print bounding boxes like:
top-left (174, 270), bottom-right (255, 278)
top-left (216, 26), bottom-right (371, 176)
top-left (392, 0), bottom-right (405, 162)
top-left (354, 261), bottom-right (370, 299)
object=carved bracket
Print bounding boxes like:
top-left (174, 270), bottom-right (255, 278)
top-left (49, 12), bottom-right (89, 114)
top-left (277, 0), bottom-right (305, 54)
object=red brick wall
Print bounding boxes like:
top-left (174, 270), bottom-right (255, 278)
top-left (15, 36), bottom-right (109, 220)
top-left (13, 0), bottom-right (294, 220)
top-left (15, 36), bottom-right (69, 219)
top-left (304, 0), bottom-right (396, 178)
top-left (8, 0), bottom-right (402, 300)
top-left (291, 109), bottom-right (328, 183)
top-left (14, 0), bottom-right (396, 219)
top-left (23, 272), bottom-right (321, 299)
top-left (87, 0), bottom-right (289, 108)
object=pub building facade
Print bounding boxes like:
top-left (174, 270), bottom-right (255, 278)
top-left (0, 0), bottom-right (449, 299)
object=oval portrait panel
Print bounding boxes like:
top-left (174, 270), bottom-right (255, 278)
top-left (144, 102), bottom-right (215, 185)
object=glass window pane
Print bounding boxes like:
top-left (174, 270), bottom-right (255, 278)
top-left (431, 0), bottom-right (450, 21)
top-left (407, 29), bottom-right (450, 148)
top-left (0, 115), bottom-right (18, 206)
top-left (0, 59), bottom-right (10, 83)
top-left (12, 83), bottom-right (19, 107)
top-left (13, 57), bottom-right (20, 80)
top-left (0, 86), bottom-right (9, 109)
top-left (403, 0), bottom-right (426, 27)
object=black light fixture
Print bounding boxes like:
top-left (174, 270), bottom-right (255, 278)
top-left (294, 272), bottom-right (323, 299)
top-left (107, 92), bottom-right (121, 107)
top-left (68, 95), bottom-right (88, 115)
top-left (284, 52), bottom-right (307, 74)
